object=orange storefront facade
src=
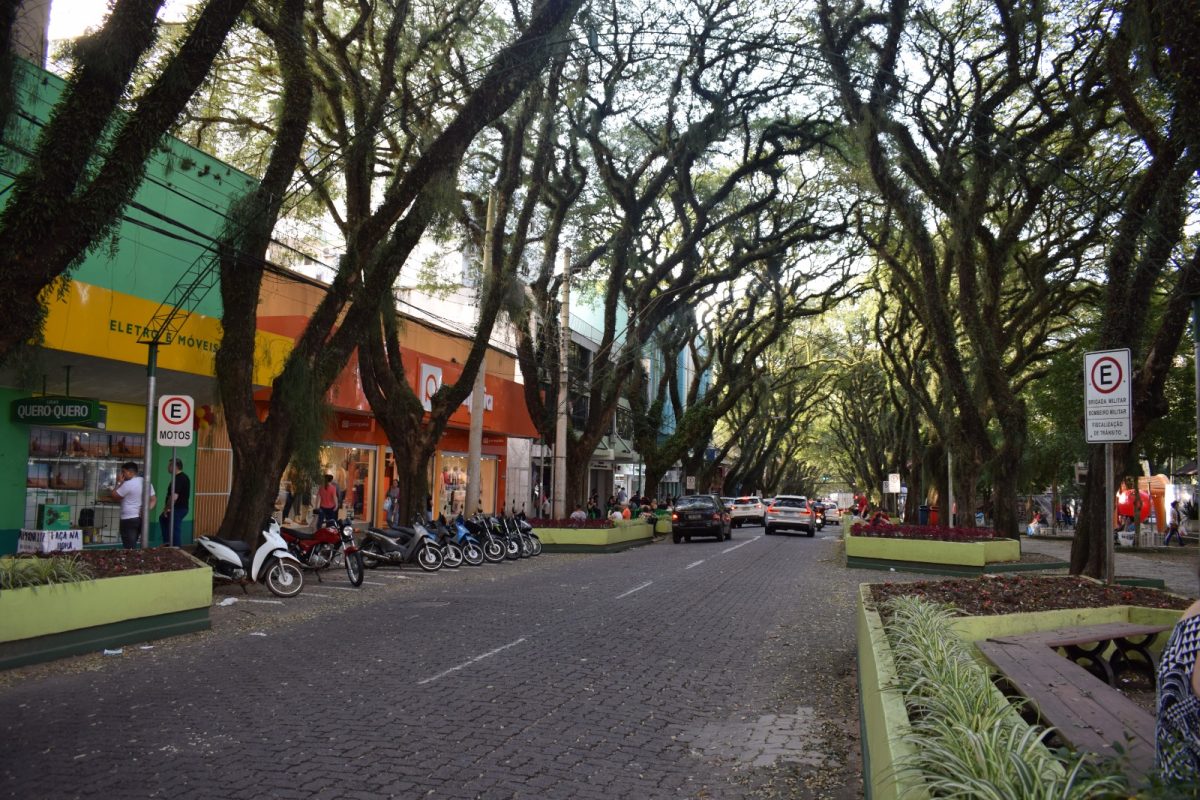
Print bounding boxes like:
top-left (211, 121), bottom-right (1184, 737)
top-left (197, 268), bottom-right (539, 531)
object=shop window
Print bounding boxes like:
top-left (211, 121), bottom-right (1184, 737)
top-left (434, 453), bottom-right (498, 519)
top-left (25, 426), bottom-right (146, 546)
top-left (292, 444), bottom-right (375, 522)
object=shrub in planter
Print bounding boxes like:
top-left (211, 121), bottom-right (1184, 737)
top-left (0, 555), bottom-right (93, 590)
top-left (882, 595), bottom-right (1128, 797)
top-left (852, 523), bottom-right (997, 542)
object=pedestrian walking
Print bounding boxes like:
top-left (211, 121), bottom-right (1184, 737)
top-left (1166, 501), bottom-right (1188, 546)
top-left (316, 474), bottom-right (338, 527)
top-left (106, 461), bottom-right (155, 549)
top-left (157, 458), bottom-right (190, 547)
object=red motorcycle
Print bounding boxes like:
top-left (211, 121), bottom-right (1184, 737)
top-left (280, 517), bottom-right (364, 587)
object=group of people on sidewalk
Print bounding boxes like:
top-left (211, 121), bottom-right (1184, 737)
top-left (103, 458), bottom-right (190, 549)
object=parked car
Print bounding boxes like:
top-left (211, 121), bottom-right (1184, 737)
top-left (729, 496), bottom-right (765, 527)
top-left (764, 495), bottom-right (816, 536)
top-left (822, 502), bottom-right (842, 525)
top-left (671, 495), bottom-right (732, 543)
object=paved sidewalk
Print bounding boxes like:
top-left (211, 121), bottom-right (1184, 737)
top-left (1019, 536), bottom-right (1200, 597)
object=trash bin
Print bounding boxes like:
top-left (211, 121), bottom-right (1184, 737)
top-left (918, 505), bottom-right (930, 525)
top-left (929, 506), bottom-right (939, 525)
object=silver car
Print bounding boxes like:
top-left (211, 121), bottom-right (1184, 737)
top-left (765, 495), bottom-right (816, 536)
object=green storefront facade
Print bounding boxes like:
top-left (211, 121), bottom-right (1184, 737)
top-left (1, 58), bottom-right (259, 553)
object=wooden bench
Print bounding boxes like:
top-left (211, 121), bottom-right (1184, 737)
top-left (975, 622), bottom-right (1170, 777)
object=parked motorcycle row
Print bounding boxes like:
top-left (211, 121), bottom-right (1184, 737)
top-left (358, 514), bottom-right (542, 572)
top-left (194, 514), bottom-right (540, 599)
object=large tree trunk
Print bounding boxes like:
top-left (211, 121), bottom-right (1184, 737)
top-left (1071, 444), bottom-right (1120, 576)
top-left (989, 411), bottom-right (1027, 537)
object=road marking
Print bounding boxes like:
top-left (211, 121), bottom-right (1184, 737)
top-left (318, 585), bottom-right (362, 592)
top-left (417, 637), bottom-right (527, 685)
top-left (242, 598), bottom-right (285, 605)
top-left (686, 560), bottom-right (705, 570)
top-left (722, 539), bottom-right (755, 554)
top-left (304, 593), bottom-right (333, 599)
top-left (615, 581), bottom-right (653, 599)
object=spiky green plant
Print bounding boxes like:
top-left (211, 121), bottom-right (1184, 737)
top-left (882, 595), bottom-right (1129, 798)
top-left (0, 555), bottom-right (94, 590)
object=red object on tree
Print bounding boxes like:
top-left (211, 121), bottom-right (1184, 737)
top-left (1116, 489), bottom-right (1152, 521)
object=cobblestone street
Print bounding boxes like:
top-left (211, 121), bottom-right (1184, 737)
top-left (0, 530), bottom-right (880, 799)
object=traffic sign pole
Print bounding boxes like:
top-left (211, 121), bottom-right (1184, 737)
top-left (141, 344), bottom-right (158, 549)
top-left (1084, 349), bottom-right (1131, 585)
top-left (1105, 443), bottom-right (1114, 585)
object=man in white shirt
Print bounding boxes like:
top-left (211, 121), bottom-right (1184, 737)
top-left (108, 461), bottom-right (155, 549)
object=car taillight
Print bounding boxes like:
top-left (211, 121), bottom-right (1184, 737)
top-left (767, 506), bottom-right (777, 513)
top-left (671, 513), bottom-right (679, 521)
top-left (712, 513), bottom-right (721, 521)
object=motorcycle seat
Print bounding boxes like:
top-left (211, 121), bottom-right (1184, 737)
top-left (212, 537), bottom-right (251, 553)
top-left (282, 527), bottom-right (317, 539)
top-left (367, 526), bottom-right (414, 539)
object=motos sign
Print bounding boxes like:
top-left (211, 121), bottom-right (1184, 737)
top-left (157, 395), bottom-right (195, 447)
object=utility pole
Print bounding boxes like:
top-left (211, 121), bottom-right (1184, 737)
top-left (466, 189), bottom-right (496, 517)
top-left (554, 248), bottom-right (571, 519)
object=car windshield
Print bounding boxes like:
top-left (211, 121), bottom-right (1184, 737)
top-left (773, 497), bottom-right (807, 509)
top-left (676, 496), bottom-right (717, 511)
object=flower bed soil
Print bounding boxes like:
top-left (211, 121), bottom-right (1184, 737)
top-left (852, 522), bottom-right (996, 542)
top-left (870, 574), bottom-right (1192, 618)
top-left (43, 548), bottom-right (201, 579)
top-left (527, 518), bottom-right (615, 528)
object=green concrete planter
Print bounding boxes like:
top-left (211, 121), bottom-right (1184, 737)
top-left (0, 553), bottom-right (212, 670)
top-left (536, 520), bottom-right (654, 553)
top-left (846, 532), bottom-right (1035, 576)
top-left (856, 583), bottom-right (1184, 799)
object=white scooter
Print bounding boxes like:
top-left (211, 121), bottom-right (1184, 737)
top-left (195, 517), bottom-right (304, 598)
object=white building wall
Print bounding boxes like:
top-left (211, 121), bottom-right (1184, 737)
top-left (506, 437), bottom-right (533, 517)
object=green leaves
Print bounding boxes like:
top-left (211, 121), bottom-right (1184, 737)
top-left (0, 556), bottom-right (94, 591)
top-left (883, 595), bottom-right (1129, 798)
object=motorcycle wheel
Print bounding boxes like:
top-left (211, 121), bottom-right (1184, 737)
top-left (418, 542), bottom-right (443, 572)
top-left (344, 551), bottom-right (365, 587)
top-left (265, 559), bottom-right (304, 598)
top-left (443, 543), bottom-right (463, 568)
top-left (505, 539), bottom-right (520, 560)
top-left (518, 536), bottom-right (532, 558)
top-left (462, 542), bottom-right (484, 566)
top-left (529, 534), bottom-right (542, 556)
top-left (483, 539), bottom-right (505, 563)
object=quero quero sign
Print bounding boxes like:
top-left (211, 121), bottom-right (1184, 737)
top-left (12, 397), bottom-right (102, 426)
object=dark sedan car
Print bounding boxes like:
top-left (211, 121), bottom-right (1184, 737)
top-left (671, 494), bottom-right (732, 543)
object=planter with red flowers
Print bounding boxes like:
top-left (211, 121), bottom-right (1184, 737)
top-left (845, 522), bottom-right (1027, 575)
top-left (525, 518), bottom-right (654, 553)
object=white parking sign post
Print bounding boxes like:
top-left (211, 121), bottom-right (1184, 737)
top-left (156, 395), bottom-right (194, 549)
top-left (1084, 349), bottom-right (1132, 585)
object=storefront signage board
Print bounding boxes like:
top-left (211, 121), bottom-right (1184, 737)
top-left (12, 396), bottom-right (102, 426)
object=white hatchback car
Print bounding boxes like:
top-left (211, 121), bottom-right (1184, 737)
top-left (729, 496), bottom-right (765, 527)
